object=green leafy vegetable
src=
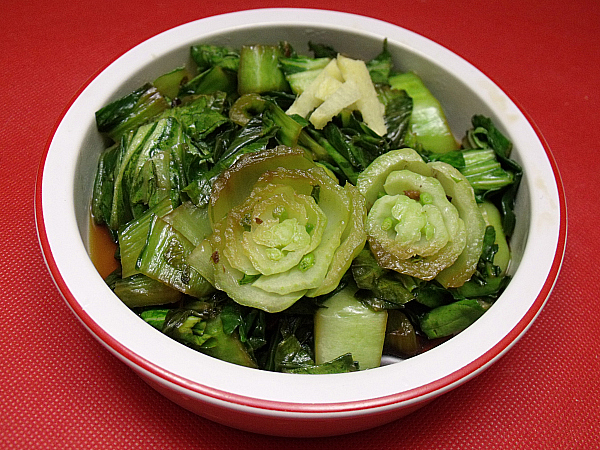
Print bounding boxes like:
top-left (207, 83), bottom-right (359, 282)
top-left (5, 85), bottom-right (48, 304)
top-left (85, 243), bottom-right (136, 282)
top-left (419, 298), bottom-right (490, 339)
top-left (378, 86), bottom-right (413, 149)
top-left (135, 215), bottom-right (213, 297)
top-left (384, 309), bottom-right (420, 358)
top-left (178, 65), bottom-right (238, 99)
top-left (389, 71), bottom-right (459, 153)
top-left (89, 40), bottom-right (522, 374)
top-left (190, 44), bottom-right (240, 72)
top-left (153, 67), bottom-right (192, 100)
top-left (286, 354), bottom-right (359, 374)
top-left (463, 115), bottom-right (523, 237)
top-left (314, 282), bottom-right (388, 370)
top-left (95, 83), bottom-right (170, 142)
top-left (238, 45), bottom-right (290, 95)
top-left (109, 271), bottom-right (183, 308)
top-left (366, 39), bottom-right (393, 85)
top-left (351, 248), bottom-right (416, 309)
top-left (308, 41), bottom-right (338, 59)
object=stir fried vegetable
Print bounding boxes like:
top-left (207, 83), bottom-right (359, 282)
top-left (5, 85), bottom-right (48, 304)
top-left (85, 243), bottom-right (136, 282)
top-left (90, 39), bottom-right (522, 373)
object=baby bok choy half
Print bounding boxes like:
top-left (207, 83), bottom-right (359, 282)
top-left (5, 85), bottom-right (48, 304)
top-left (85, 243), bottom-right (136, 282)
top-left (89, 39), bottom-right (522, 373)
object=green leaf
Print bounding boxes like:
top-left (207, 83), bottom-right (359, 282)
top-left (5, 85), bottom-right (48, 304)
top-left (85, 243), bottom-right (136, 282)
top-left (178, 66), bottom-right (238, 99)
top-left (306, 128), bottom-right (360, 184)
top-left (308, 41), bottom-right (338, 59)
top-left (462, 115), bottom-right (523, 237)
top-left (378, 86), bottom-right (413, 149)
top-left (274, 334), bottom-right (315, 372)
top-left (469, 115), bottom-right (513, 158)
top-left (95, 83), bottom-right (170, 142)
top-left (238, 45), bottom-right (290, 95)
top-left (240, 308), bottom-right (268, 351)
top-left (285, 353), bottom-right (359, 374)
top-left (183, 116), bottom-right (277, 207)
top-left (161, 309), bottom-right (215, 349)
top-left (219, 302), bottom-right (245, 336)
top-left (279, 55), bottom-right (331, 75)
top-left (190, 44), bottom-right (240, 72)
top-left (366, 39), bottom-right (393, 85)
top-left (259, 315), bottom-right (314, 372)
top-left (140, 309), bottom-right (171, 330)
top-left (351, 248), bottom-right (416, 309)
top-left (161, 92), bottom-right (230, 144)
top-left (91, 143), bottom-right (120, 227)
top-left (423, 149), bottom-right (466, 168)
top-left (419, 299), bottom-right (489, 339)
top-left (135, 216), bottom-right (213, 297)
top-left (112, 273), bottom-right (182, 308)
top-left (216, 302), bottom-right (268, 353)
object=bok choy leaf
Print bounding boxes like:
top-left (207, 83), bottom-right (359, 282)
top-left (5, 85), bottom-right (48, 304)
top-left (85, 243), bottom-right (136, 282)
top-left (95, 83), bottom-right (170, 142)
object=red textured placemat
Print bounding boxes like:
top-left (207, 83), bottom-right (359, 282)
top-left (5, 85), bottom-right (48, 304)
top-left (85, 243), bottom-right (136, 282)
top-left (1, 0), bottom-right (598, 448)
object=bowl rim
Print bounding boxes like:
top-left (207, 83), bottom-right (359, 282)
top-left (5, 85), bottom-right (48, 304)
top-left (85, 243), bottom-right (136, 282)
top-left (35, 7), bottom-right (567, 415)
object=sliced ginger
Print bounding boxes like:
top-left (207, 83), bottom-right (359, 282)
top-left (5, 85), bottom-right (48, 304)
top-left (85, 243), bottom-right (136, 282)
top-left (286, 54), bottom-right (387, 136)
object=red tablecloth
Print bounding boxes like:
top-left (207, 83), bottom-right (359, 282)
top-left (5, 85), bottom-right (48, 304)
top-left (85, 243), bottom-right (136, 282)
top-left (2, 0), bottom-right (598, 448)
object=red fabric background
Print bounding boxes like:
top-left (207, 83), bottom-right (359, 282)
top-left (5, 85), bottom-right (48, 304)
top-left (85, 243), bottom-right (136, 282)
top-left (1, 0), bottom-right (598, 448)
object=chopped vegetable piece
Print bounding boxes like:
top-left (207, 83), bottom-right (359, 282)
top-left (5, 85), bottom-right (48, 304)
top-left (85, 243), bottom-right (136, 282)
top-left (285, 354), bottom-right (359, 374)
top-left (384, 310), bottom-right (420, 358)
top-left (389, 71), bottom-right (459, 152)
top-left (178, 65), bottom-right (238, 99)
top-left (370, 167), bottom-right (466, 280)
top-left (358, 148), bottom-right (484, 282)
top-left (314, 282), bottom-right (388, 370)
top-left (238, 45), bottom-right (289, 95)
top-left (111, 272), bottom-right (182, 308)
top-left (198, 148), bottom-right (366, 312)
top-left (419, 299), bottom-right (490, 339)
top-left (136, 216), bottom-right (213, 297)
top-left (190, 44), bottom-right (240, 72)
top-left (478, 200), bottom-right (510, 275)
top-left (95, 83), bottom-right (170, 142)
top-left (153, 67), bottom-right (192, 100)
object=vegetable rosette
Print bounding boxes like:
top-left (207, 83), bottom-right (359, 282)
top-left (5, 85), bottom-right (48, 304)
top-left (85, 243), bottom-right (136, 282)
top-left (356, 148), bottom-right (486, 287)
top-left (190, 146), bottom-right (367, 313)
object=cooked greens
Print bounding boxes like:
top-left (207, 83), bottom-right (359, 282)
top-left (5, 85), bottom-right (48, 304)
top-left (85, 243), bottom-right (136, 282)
top-left (90, 39), bottom-right (522, 373)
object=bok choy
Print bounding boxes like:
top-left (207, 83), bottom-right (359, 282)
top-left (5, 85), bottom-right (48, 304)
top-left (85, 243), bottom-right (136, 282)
top-left (89, 39), bottom-right (523, 373)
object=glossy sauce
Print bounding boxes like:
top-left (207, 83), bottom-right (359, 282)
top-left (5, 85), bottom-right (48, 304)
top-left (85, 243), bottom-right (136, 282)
top-left (88, 216), bottom-right (119, 279)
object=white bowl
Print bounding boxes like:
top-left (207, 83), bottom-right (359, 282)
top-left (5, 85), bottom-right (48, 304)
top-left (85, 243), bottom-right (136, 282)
top-left (35, 8), bottom-right (566, 437)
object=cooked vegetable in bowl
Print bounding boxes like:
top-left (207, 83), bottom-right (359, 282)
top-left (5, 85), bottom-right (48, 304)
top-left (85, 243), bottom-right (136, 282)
top-left (89, 39), bottom-right (522, 373)
top-left (37, 8), bottom-right (564, 436)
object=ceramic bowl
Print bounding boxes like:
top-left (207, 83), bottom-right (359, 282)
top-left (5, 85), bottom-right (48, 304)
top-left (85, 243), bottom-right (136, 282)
top-left (36, 8), bottom-right (566, 437)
